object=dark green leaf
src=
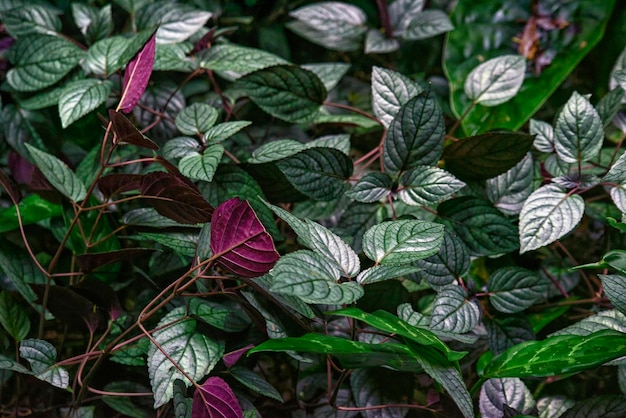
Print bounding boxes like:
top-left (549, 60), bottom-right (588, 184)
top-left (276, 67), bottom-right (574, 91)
top-left (356, 265), bottom-right (420, 285)
top-left (486, 317), bottom-right (535, 355)
top-left (561, 395), bottom-right (626, 417)
top-left (599, 275), bottom-right (626, 316)
top-left (0, 194), bottom-right (61, 233)
top-left (482, 330), bottom-right (626, 378)
top-left (350, 369), bottom-right (408, 418)
top-left (414, 229), bottom-right (470, 288)
top-left (3, 5), bottom-right (61, 37)
top-left (488, 267), bottom-right (549, 313)
top-left (229, 366), bottom-right (283, 402)
top-left (443, 131), bottom-right (534, 181)
top-left (85, 36), bottom-right (129, 75)
top-left (383, 92), bottom-right (445, 174)
top-left (346, 172), bottom-right (393, 203)
top-left (0, 291), bottom-right (30, 341)
top-left (238, 65), bottom-right (326, 123)
top-left (277, 147), bottom-right (352, 200)
top-left (438, 196), bottom-right (519, 256)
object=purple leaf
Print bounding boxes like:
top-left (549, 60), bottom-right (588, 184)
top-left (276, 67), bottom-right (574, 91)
top-left (76, 248), bottom-right (154, 273)
top-left (0, 165), bottom-right (23, 203)
top-left (97, 173), bottom-right (143, 197)
top-left (210, 198), bottom-right (279, 278)
top-left (192, 377), bottom-right (243, 418)
top-left (118, 31), bottom-right (156, 114)
top-left (141, 171), bottom-right (213, 224)
top-left (222, 344), bottom-right (254, 368)
top-left (8, 152), bottom-right (51, 192)
top-left (109, 109), bottom-right (159, 150)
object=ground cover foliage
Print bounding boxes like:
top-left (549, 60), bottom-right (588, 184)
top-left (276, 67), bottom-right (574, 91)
top-left (0, 0), bottom-right (625, 416)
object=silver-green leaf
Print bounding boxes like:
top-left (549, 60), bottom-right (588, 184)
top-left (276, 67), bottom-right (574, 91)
top-left (464, 55), bottom-right (526, 106)
top-left (58, 79), bottom-right (112, 128)
top-left (178, 144), bottom-right (224, 183)
top-left (197, 44), bottom-right (288, 80)
top-left (371, 66), bottom-right (423, 128)
top-left (488, 267), bottom-right (549, 313)
top-left (402, 10), bottom-right (454, 40)
top-left (430, 285), bottom-right (480, 334)
top-left (24, 143), bottom-right (87, 202)
top-left (19, 339), bottom-right (69, 389)
top-left (136, 1), bottom-right (212, 44)
top-left (362, 220), bottom-right (444, 265)
top-left (486, 153), bottom-right (534, 216)
top-left (304, 219), bottom-right (360, 277)
top-left (519, 184), bottom-right (584, 253)
top-left (554, 91), bottom-right (603, 164)
top-left (398, 166), bottom-right (465, 206)
top-left (346, 172), bottom-right (393, 203)
top-left (175, 103), bottom-right (219, 136)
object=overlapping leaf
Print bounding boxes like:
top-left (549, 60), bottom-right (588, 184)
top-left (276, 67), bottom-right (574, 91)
top-left (488, 267), bottom-right (549, 313)
top-left (430, 286), bottom-right (480, 334)
top-left (175, 103), bottom-right (219, 136)
top-left (197, 44), bottom-right (288, 79)
top-left (519, 184), bottom-right (584, 253)
top-left (192, 376), bottom-right (243, 418)
top-left (398, 166), bottom-right (465, 206)
top-left (58, 79), bottom-right (111, 128)
top-left (479, 378), bottom-right (535, 418)
top-left (371, 66), bottom-right (423, 128)
top-left (178, 145), bottom-right (224, 183)
top-left (362, 220), bottom-right (444, 265)
top-left (554, 91), bottom-right (603, 163)
top-left (109, 109), bottom-right (159, 150)
top-left (210, 198), bottom-right (279, 278)
top-left (415, 229), bottom-right (470, 288)
top-left (486, 153), bottom-right (533, 215)
top-left (346, 172), bottom-right (393, 203)
top-left (19, 339), bottom-right (69, 389)
top-left (135, 1), bottom-right (211, 44)
top-left (383, 92), bottom-right (444, 174)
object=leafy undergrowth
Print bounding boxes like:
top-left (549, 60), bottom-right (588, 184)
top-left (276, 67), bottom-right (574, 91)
top-left (0, 0), bottom-right (625, 417)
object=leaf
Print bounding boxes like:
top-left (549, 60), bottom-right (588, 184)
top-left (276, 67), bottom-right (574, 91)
top-left (302, 63), bottom-right (351, 91)
top-left (479, 378), bottom-right (535, 418)
top-left (364, 28), bottom-right (400, 54)
top-left (388, 0), bottom-right (425, 33)
top-left (210, 198), bottom-right (279, 278)
top-left (482, 330), bottom-right (626, 378)
top-left (76, 248), bottom-right (154, 273)
top-left (85, 36), bottom-right (129, 75)
top-left (0, 240), bottom-right (46, 304)
top-left (554, 91), bottom-right (604, 163)
top-left (406, 341), bottom-right (474, 418)
top-left (371, 66), bottom-right (423, 129)
top-left (304, 219), bottom-right (360, 277)
top-left (141, 171), bottom-right (213, 224)
top-left (3, 5), bottom-right (61, 37)
top-left (270, 251), bottom-right (363, 304)
top-left (383, 92), bottom-right (444, 174)
top-left (24, 143), bottom-right (86, 202)
top-left (238, 65), bottom-right (326, 123)
top-left (464, 55), bottom-right (526, 106)
top-left (330, 307), bottom-right (467, 362)
top-left (251, 333), bottom-right (422, 371)
top-left (356, 265), bottom-right (420, 285)
top-left (188, 298), bottom-right (251, 333)
top-left (197, 44), bottom-right (288, 79)
top-left (597, 87), bottom-right (625, 128)
top-left (438, 196), bottom-right (519, 256)
top-left (445, 1), bottom-right (614, 135)
top-left (162, 136), bottom-right (199, 160)
top-left (350, 368), bottom-right (407, 418)
top-left (192, 376), bottom-right (243, 418)
top-left (537, 396), bottom-right (575, 418)
top-left (550, 309), bottom-right (626, 337)
top-left (204, 121), bottom-right (252, 143)
top-left (7, 35), bottom-right (84, 92)
top-left (430, 286), bottom-right (480, 334)
top-left (599, 275), bottom-right (626, 316)
top-left (175, 103), bottom-right (219, 136)
top-left (403, 10), bottom-right (454, 40)
top-left (0, 292), bottom-right (30, 341)
top-left (277, 147), bottom-right (353, 200)
top-left (530, 119), bottom-right (555, 153)
top-left (136, 1), bottom-right (212, 44)
top-left (138, 231), bottom-right (197, 257)
top-left (415, 229), bottom-right (470, 288)
top-left (97, 173), bottom-right (143, 197)
top-left (58, 79), bottom-right (111, 128)
top-left (362, 220), bottom-right (444, 265)
top-left (229, 366), bottom-right (283, 402)
top-left (249, 139), bottom-right (305, 164)
top-left (519, 184), bottom-right (585, 253)
top-left (604, 151), bottom-right (626, 183)
top-left (287, 2), bottom-right (367, 52)
top-left (178, 145), bottom-right (224, 183)
top-left (346, 172), bottom-right (393, 203)
top-left (488, 267), bottom-right (549, 313)
top-left (443, 131), bottom-right (534, 181)
top-left (398, 166), bottom-right (465, 206)
top-left (148, 307), bottom-right (224, 408)
top-left (108, 109), bottom-right (160, 150)
top-left (19, 339), bottom-right (69, 389)
top-left (486, 153), bottom-right (533, 215)
top-left (487, 317), bottom-right (536, 356)
top-left (118, 30), bottom-right (156, 114)
top-left (562, 395), bottom-right (626, 418)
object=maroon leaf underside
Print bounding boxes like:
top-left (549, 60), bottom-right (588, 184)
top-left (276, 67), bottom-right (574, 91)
top-left (118, 31), bottom-right (156, 114)
top-left (108, 109), bottom-right (159, 150)
top-left (8, 152), bottom-right (50, 192)
top-left (210, 198), bottom-right (279, 278)
top-left (222, 344), bottom-right (255, 368)
top-left (97, 173), bottom-right (144, 197)
top-left (0, 167), bottom-right (23, 203)
top-left (76, 248), bottom-right (155, 273)
top-left (140, 171), bottom-right (213, 224)
top-left (192, 376), bottom-right (243, 418)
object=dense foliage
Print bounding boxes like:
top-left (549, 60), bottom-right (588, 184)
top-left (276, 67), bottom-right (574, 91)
top-left (0, 0), bottom-right (625, 416)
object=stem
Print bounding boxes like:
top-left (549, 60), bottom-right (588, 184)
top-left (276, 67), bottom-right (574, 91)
top-left (447, 101), bottom-right (476, 137)
top-left (375, 0), bottom-right (394, 38)
top-left (323, 101), bottom-right (380, 123)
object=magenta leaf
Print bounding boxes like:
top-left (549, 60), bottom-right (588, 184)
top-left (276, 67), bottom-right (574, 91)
top-left (192, 377), bottom-right (243, 418)
top-left (222, 344), bottom-right (254, 368)
top-left (210, 198), bottom-right (279, 278)
top-left (118, 31), bottom-right (156, 114)
top-left (141, 171), bottom-right (213, 224)
top-left (108, 109), bottom-right (159, 150)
